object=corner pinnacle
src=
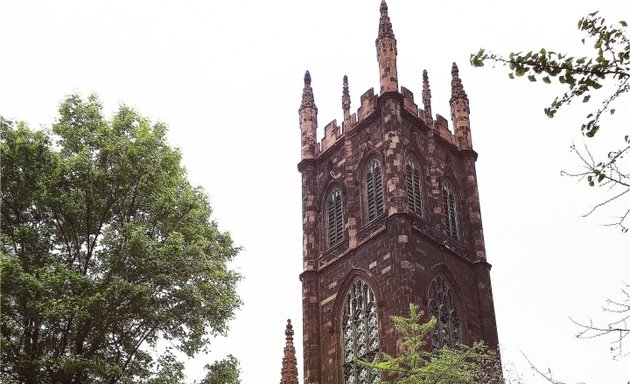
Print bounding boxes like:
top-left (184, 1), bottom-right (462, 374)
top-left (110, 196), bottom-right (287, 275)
top-left (422, 69), bottom-right (432, 118)
top-left (450, 62), bottom-right (468, 102)
top-left (300, 70), bottom-right (316, 110)
top-left (280, 319), bottom-right (298, 384)
top-left (342, 75), bottom-right (350, 114)
top-left (378, 0), bottom-right (395, 39)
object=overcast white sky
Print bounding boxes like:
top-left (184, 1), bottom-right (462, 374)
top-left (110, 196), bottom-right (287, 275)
top-left (1, 0), bottom-right (629, 383)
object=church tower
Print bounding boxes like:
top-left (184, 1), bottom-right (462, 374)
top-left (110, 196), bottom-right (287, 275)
top-left (297, 2), bottom-right (499, 383)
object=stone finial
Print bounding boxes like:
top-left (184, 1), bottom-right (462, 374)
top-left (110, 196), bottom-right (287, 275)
top-left (450, 62), bottom-right (468, 103)
top-left (378, 0), bottom-right (395, 39)
top-left (280, 319), bottom-right (299, 384)
top-left (285, 319), bottom-right (294, 338)
top-left (342, 75), bottom-right (351, 117)
top-left (422, 69), bottom-right (432, 119)
top-left (300, 70), bottom-right (317, 111)
top-left (375, 0), bottom-right (398, 93)
top-left (450, 62), bottom-right (472, 150)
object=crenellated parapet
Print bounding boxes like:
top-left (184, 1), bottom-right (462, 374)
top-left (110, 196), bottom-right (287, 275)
top-left (300, 65), bottom-right (472, 159)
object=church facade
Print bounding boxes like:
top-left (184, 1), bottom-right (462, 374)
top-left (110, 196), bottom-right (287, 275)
top-left (290, 2), bottom-right (500, 383)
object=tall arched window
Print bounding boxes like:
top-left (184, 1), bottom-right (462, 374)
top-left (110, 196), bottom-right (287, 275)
top-left (328, 188), bottom-right (344, 247)
top-left (427, 275), bottom-right (461, 349)
top-left (342, 279), bottom-right (380, 384)
top-left (365, 159), bottom-right (384, 222)
top-left (441, 183), bottom-right (458, 238)
top-left (405, 160), bottom-right (422, 216)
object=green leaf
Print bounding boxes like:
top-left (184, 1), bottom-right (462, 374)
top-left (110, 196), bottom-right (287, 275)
top-left (610, 109), bottom-right (615, 115)
top-left (582, 95), bottom-right (591, 102)
top-left (528, 75), bottom-right (537, 82)
top-left (620, 20), bottom-right (628, 27)
top-left (545, 108), bottom-right (556, 118)
top-left (542, 76), bottom-right (551, 84)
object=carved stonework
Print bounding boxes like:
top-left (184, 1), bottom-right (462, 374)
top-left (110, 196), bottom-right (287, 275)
top-left (428, 276), bottom-right (461, 349)
top-left (342, 280), bottom-right (380, 384)
top-left (450, 63), bottom-right (468, 104)
top-left (342, 75), bottom-right (351, 113)
top-left (377, 0), bottom-right (394, 39)
top-left (280, 320), bottom-right (299, 384)
top-left (300, 71), bottom-right (316, 110)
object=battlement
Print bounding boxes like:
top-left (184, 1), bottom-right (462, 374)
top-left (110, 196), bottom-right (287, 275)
top-left (320, 119), bottom-right (341, 152)
top-left (311, 81), bottom-right (456, 158)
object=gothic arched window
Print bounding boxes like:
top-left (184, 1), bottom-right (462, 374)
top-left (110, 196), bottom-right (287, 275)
top-left (341, 279), bottom-right (380, 384)
top-left (405, 160), bottom-right (422, 217)
top-left (365, 159), bottom-right (384, 222)
top-left (328, 188), bottom-right (344, 247)
top-left (427, 275), bottom-right (461, 349)
top-left (441, 183), bottom-right (458, 238)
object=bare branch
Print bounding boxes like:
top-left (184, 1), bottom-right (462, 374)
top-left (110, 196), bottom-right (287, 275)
top-left (570, 283), bottom-right (630, 359)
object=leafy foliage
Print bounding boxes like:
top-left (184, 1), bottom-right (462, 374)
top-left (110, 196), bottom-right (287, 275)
top-left (363, 305), bottom-right (502, 384)
top-left (196, 355), bottom-right (240, 384)
top-left (470, 11), bottom-right (630, 231)
top-left (0, 95), bottom-right (242, 383)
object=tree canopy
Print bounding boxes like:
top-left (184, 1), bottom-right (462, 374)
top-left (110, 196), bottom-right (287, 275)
top-left (0, 94), bottom-right (241, 383)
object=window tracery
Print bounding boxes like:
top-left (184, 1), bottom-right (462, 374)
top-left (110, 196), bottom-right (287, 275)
top-left (342, 279), bottom-right (380, 384)
top-left (427, 275), bottom-right (461, 349)
top-left (365, 159), bottom-right (384, 222)
top-left (405, 160), bottom-right (422, 217)
top-left (441, 183), bottom-right (458, 238)
top-left (328, 188), bottom-right (344, 247)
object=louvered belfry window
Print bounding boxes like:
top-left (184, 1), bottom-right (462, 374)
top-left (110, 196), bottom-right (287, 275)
top-left (441, 183), bottom-right (458, 238)
top-left (365, 159), bottom-right (384, 222)
top-left (427, 275), bottom-right (461, 349)
top-left (327, 188), bottom-right (344, 247)
top-left (405, 160), bottom-right (422, 216)
top-left (342, 279), bottom-right (380, 384)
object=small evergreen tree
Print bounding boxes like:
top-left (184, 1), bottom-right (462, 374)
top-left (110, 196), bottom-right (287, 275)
top-left (364, 304), bottom-right (502, 384)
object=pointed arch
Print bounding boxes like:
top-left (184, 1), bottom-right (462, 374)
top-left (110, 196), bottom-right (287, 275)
top-left (326, 187), bottom-right (345, 248)
top-left (364, 158), bottom-right (384, 222)
top-left (427, 267), bottom-right (463, 350)
top-left (405, 154), bottom-right (424, 217)
top-left (441, 181), bottom-right (459, 239)
top-left (335, 272), bottom-right (381, 384)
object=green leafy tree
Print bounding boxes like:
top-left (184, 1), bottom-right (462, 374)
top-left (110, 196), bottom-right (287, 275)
top-left (0, 94), bottom-right (242, 384)
top-left (364, 304), bottom-right (502, 384)
top-left (196, 355), bottom-right (240, 384)
top-left (471, 11), bottom-right (630, 231)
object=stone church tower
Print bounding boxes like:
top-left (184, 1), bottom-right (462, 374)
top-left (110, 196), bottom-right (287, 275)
top-left (294, 1), bottom-right (499, 383)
